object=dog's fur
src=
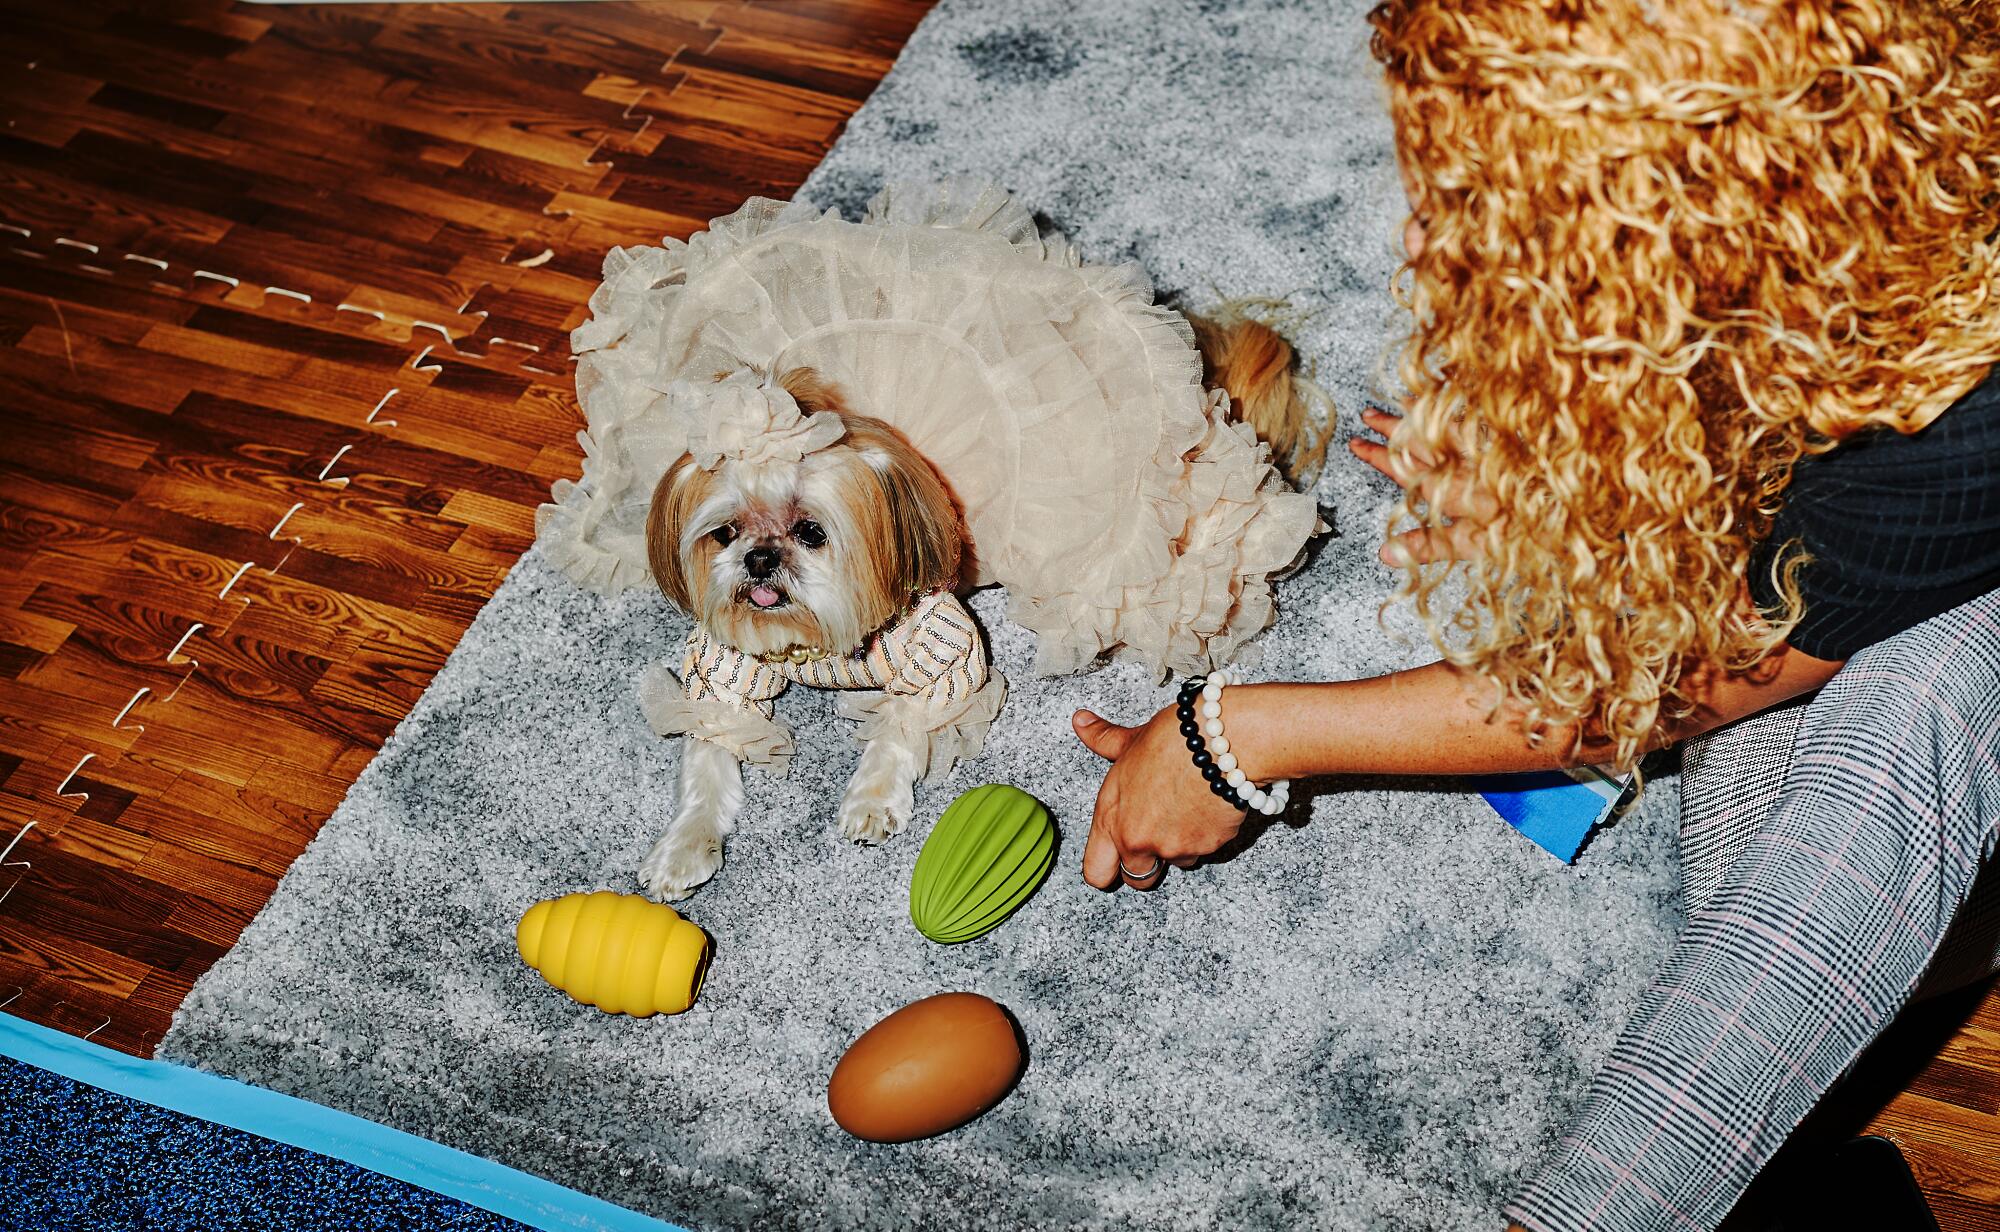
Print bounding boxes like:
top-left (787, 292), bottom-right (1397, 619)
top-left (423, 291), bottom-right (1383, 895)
top-left (638, 369), bottom-right (968, 899)
top-left (640, 318), bottom-right (1310, 900)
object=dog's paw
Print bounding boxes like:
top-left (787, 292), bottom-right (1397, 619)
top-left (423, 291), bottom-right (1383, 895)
top-left (638, 829), bottom-right (723, 901)
top-left (837, 791), bottom-right (910, 845)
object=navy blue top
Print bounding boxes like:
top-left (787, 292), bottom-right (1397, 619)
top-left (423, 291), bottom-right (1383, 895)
top-left (1748, 369), bottom-right (2000, 660)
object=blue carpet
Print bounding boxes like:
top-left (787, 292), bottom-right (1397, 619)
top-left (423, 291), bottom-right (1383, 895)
top-left (0, 1010), bottom-right (678, 1232)
top-left (0, 1054), bottom-right (530, 1232)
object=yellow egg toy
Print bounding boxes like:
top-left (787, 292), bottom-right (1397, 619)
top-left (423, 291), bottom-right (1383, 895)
top-left (515, 890), bottom-right (711, 1017)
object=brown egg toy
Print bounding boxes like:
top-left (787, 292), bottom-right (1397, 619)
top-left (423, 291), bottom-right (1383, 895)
top-left (827, 992), bottom-right (1024, 1143)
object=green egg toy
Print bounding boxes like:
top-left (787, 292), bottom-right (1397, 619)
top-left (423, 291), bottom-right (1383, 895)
top-left (909, 784), bottom-right (1055, 944)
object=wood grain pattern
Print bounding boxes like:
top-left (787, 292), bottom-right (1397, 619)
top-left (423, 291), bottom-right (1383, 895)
top-left (0, 0), bottom-right (929, 1055)
top-left (0, 2), bottom-right (1991, 1227)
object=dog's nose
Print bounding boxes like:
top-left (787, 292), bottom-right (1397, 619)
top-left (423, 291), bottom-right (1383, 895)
top-left (744, 546), bottom-right (780, 578)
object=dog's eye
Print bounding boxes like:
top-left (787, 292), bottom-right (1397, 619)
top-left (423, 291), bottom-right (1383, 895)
top-left (792, 520), bottom-right (827, 549)
top-left (709, 525), bottom-right (736, 547)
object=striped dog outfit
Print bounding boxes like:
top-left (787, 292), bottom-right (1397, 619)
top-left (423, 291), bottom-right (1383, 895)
top-left (637, 590), bottom-right (1005, 780)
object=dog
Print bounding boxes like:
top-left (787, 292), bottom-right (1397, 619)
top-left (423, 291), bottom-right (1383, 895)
top-left (634, 319), bottom-right (1318, 902)
top-left (635, 367), bottom-right (1000, 900)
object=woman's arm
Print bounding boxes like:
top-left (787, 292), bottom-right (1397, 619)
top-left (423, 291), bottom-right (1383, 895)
top-left (1218, 640), bottom-right (1844, 781)
top-left (1074, 402), bottom-right (1850, 891)
top-left (1073, 639), bottom-right (1845, 889)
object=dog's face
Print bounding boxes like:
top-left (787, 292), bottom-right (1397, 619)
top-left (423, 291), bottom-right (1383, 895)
top-left (647, 371), bottom-right (963, 659)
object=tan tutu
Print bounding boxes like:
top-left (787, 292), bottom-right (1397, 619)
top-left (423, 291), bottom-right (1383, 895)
top-left (539, 179), bottom-right (1322, 677)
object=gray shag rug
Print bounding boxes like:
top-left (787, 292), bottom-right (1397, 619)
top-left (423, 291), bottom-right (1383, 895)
top-left (160, 3), bottom-right (1682, 1229)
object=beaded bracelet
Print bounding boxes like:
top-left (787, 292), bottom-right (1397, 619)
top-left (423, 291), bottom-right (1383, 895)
top-left (1175, 668), bottom-right (1291, 816)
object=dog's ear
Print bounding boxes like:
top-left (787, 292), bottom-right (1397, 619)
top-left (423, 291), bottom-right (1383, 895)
top-left (776, 366), bottom-right (851, 417)
top-left (844, 415), bottom-right (963, 597)
top-left (647, 455), bottom-right (701, 609)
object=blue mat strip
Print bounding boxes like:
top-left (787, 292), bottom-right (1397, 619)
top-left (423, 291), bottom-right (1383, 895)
top-left (0, 1010), bottom-right (685, 1232)
top-left (1479, 765), bottom-right (1634, 863)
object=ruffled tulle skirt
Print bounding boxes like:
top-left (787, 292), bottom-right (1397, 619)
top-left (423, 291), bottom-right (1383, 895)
top-left (538, 179), bottom-right (1321, 677)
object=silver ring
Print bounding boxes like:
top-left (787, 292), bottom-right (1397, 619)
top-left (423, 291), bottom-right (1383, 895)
top-left (1119, 856), bottom-right (1164, 880)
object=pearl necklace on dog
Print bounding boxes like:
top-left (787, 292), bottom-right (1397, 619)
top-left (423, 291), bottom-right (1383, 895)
top-left (755, 644), bottom-right (834, 666)
top-left (750, 589), bottom-right (938, 666)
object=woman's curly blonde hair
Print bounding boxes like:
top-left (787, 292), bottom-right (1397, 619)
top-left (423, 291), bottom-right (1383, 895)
top-left (1368, 0), bottom-right (2000, 770)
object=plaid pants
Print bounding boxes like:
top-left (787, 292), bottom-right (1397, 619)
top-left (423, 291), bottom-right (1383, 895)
top-left (1508, 586), bottom-right (2000, 1232)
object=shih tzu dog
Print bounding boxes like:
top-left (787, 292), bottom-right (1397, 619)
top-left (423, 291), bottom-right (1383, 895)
top-left (617, 298), bottom-right (1320, 902)
top-left (634, 367), bottom-right (1004, 901)
top-left (545, 184), bottom-right (1328, 904)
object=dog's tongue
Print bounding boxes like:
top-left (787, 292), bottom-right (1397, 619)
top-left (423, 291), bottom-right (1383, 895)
top-left (750, 584), bottom-right (782, 608)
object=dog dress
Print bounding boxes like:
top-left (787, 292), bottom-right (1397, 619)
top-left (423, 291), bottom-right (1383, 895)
top-left (636, 589), bottom-right (998, 776)
top-left (540, 179), bottom-right (1322, 767)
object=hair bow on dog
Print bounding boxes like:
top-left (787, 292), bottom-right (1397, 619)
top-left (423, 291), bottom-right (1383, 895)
top-left (663, 371), bottom-right (847, 470)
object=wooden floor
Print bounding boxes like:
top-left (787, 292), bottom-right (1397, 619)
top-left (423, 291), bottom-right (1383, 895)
top-left (0, 1), bottom-right (1990, 1227)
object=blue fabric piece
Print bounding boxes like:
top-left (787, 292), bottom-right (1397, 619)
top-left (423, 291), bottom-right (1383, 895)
top-left (1479, 773), bottom-right (1619, 863)
top-left (0, 1011), bottom-right (682, 1232)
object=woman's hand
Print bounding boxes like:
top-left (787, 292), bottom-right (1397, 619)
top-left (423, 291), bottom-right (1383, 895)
top-left (1348, 404), bottom-right (1500, 564)
top-left (1072, 706), bottom-right (1250, 890)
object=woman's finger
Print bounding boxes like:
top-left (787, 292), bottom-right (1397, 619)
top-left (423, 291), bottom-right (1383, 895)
top-left (1358, 404), bottom-right (1404, 435)
top-left (1360, 404), bottom-right (1434, 458)
top-left (1168, 855), bottom-right (1200, 870)
top-left (1082, 816), bottom-right (1124, 889)
top-left (1347, 435), bottom-right (1406, 488)
top-left (1352, 421), bottom-right (1445, 486)
top-left (1119, 850), bottom-right (1168, 890)
top-left (1381, 522), bottom-right (1487, 566)
top-left (1082, 770), bottom-right (1128, 889)
top-left (1428, 470), bottom-right (1501, 523)
top-left (1072, 709), bottom-right (1137, 762)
